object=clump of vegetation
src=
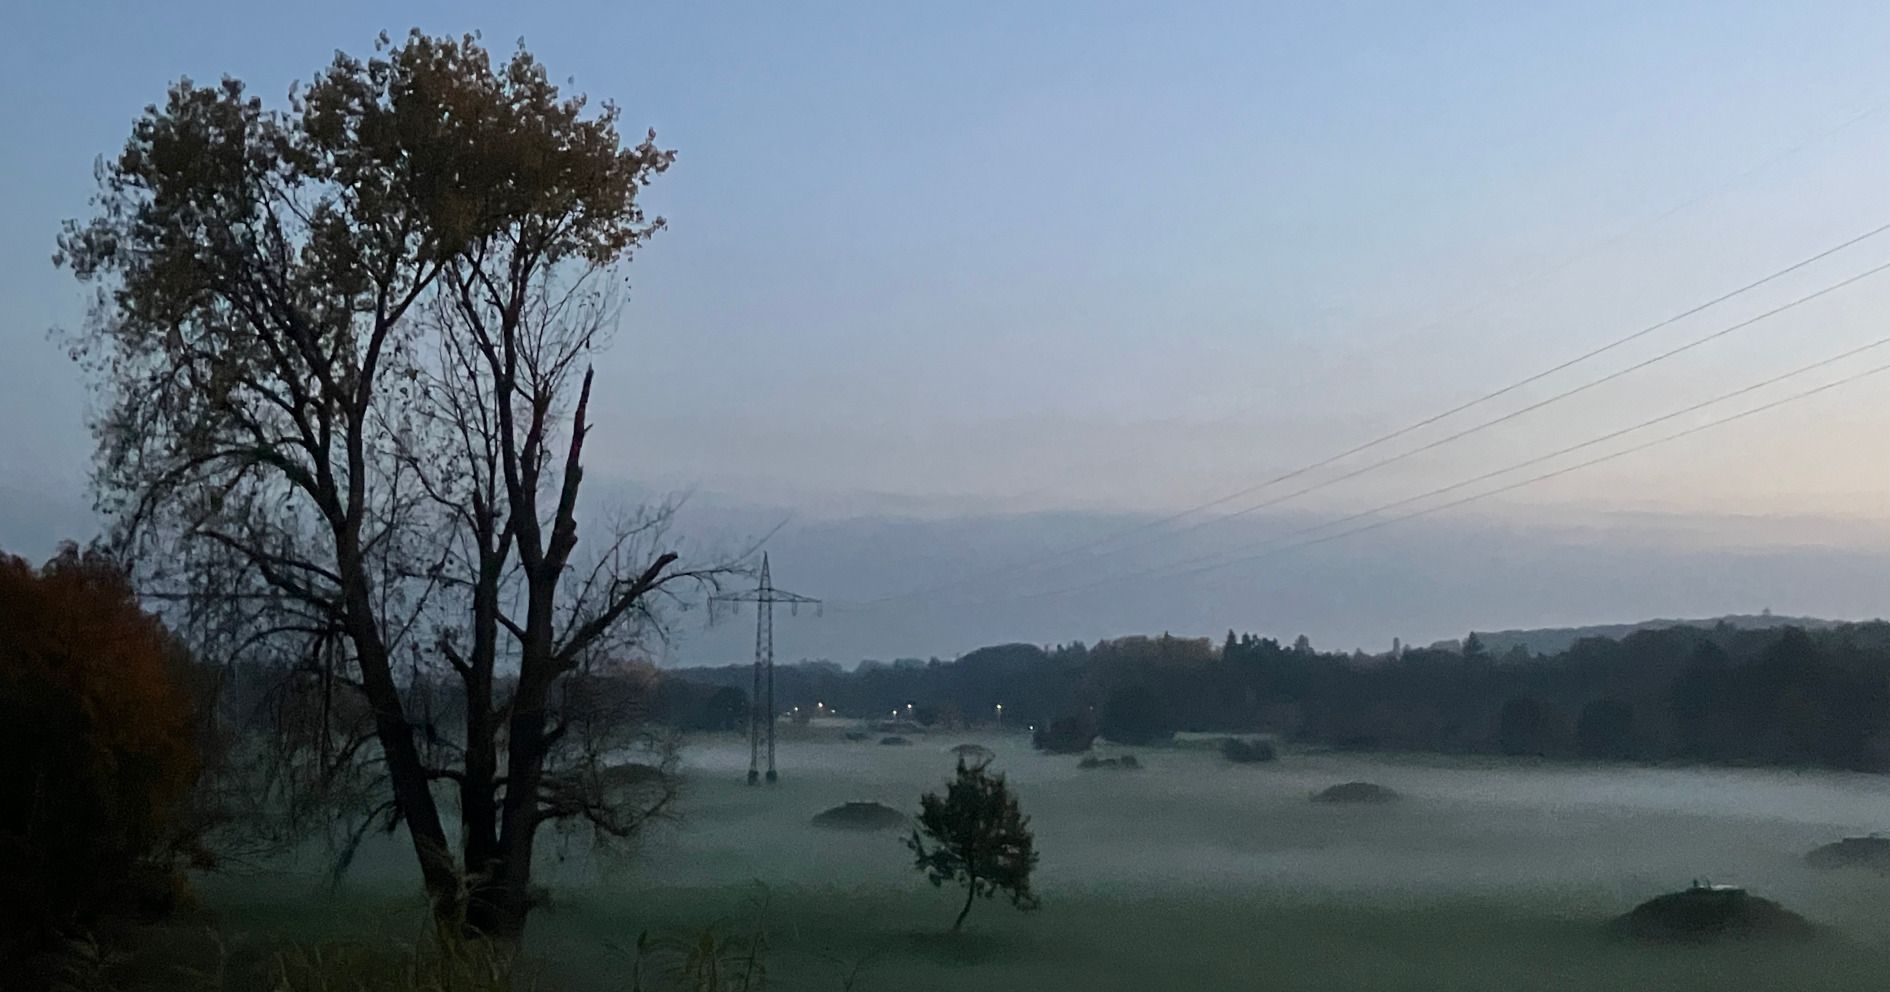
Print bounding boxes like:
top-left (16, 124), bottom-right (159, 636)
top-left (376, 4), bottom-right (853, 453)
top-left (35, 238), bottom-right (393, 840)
top-left (226, 919), bottom-right (770, 992)
top-left (658, 684), bottom-right (750, 734)
top-left (598, 762), bottom-right (674, 791)
top-left (1099, 684), bottom-right (1173, 745)
top-left (907, 759), bottom-right (1040, 931)
top-left (879, 736), bottom-right (911, 746)
top-left (269, 933), bottom-right (526, 992)
top-left (1312, 782), bottom-right (1400, 804)
top-left (811, 802), bottom-right (909, 832)
top-left (1032, 713), bottom-right (1097, 754)
top-left (950, 743), bottom-right (995, 763)
top-left (1496, 695), bottom-right (1566, 757)
top-left (1220, 738), bottom-right (1277, 763)
top-left (1575, 698), bottom-right (1637, 760)
top-left (0, 545), bottom-right (203, 966)
top-left (1078, 754), bottom-right (1141, 770)
top-left (627, 925), bottom-right (768, 992)
top-left (1805, 836), bottom-right (1890, 870)
top-left (1611, 885), bottom-right (1812, 942)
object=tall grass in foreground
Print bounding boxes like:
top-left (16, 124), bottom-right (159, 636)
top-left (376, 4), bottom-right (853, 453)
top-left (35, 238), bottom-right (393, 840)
top-left (38, 924), bottom-right (774, 992)
top-left (268, 933), bottom-right (527, 992)
top-left (264, 927), bottom-right (775, 992)
top-left (623, 927), bottom-right (767, 992)
top-left (265, 926), bottom-right (771, 992)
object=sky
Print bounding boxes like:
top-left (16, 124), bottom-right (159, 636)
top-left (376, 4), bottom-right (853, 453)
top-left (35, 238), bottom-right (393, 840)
top-left (6, 2), bottom-right (1890, 662)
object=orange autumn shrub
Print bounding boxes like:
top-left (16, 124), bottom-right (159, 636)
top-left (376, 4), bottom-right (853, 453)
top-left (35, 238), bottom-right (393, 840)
top-left (0, 544), bottom-right (199, 959)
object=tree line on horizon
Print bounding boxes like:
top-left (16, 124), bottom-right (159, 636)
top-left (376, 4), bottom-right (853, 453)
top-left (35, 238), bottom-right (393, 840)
top-left (662, 623), bottom-right (1890, 771)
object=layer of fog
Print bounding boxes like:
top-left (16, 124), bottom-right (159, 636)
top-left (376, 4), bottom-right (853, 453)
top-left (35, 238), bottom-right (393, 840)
top-left (600, 736), bottom-right (1887, 920)
top-left (291, 732), bottom-right (1890, 939)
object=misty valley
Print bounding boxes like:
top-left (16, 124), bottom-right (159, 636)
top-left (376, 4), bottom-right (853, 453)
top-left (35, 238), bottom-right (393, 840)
top-left (14, 8), bottom-right (1890, 991)
top-left (20, 617), bottom-right (1890, 990)
top-left (150, 723), bottom-right (1890, 990)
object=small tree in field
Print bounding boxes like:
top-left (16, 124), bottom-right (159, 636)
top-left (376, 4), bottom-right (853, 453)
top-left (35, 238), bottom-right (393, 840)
top-left (906, 759), bottom-right (1039, 932)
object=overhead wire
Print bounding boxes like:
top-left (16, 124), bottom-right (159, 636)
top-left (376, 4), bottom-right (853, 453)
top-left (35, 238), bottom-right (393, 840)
top-left (841, 225), bottom-right (1890, 610)
top-left (991, 338), bottom-right (1890, 604)
top-left (988, 98), bottom-right (1890, 510)
top-left (1028, 256), bottom-right (1890, 561)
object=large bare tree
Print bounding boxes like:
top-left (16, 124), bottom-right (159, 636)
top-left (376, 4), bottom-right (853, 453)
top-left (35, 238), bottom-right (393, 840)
top-left (58, 30), bottom-right (718, 939)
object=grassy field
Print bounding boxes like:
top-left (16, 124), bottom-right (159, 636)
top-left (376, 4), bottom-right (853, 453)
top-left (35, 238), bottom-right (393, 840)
top-left (120, 730), bottom-right (1890, 990)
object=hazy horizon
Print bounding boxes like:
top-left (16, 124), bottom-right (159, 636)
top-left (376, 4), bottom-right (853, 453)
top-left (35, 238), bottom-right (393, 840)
top-left (619, 491), bottom-right (1890, 665)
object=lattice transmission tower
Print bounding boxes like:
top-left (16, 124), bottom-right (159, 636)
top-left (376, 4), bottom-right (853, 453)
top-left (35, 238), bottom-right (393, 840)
top-left (710, 553), bottom-right (821, 784)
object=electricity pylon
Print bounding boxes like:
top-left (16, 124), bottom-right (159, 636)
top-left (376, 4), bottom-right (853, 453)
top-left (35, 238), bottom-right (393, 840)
top-left (710, 553), bottom-right (820, 784)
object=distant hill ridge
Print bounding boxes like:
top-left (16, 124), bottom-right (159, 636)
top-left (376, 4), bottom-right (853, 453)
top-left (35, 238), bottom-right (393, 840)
top-left (1474, 613), bottom-right (1855, 657)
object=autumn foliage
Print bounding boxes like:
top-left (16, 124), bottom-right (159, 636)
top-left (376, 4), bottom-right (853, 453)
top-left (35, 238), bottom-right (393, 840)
top-left (0, 544), bottom-right (199, 958)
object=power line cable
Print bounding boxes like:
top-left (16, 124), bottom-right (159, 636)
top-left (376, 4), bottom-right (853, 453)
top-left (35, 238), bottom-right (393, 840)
top-left (843, 227), bottom-right (1890, 609)
top-left (997, 347), bottom-right (1890, 604)
top-left (1055, 331), bottom-right (1890, 593)
top-left (991, 97), bottom-right (1890, 509)
top-left (1036, 256), bottom-right (1890, 563)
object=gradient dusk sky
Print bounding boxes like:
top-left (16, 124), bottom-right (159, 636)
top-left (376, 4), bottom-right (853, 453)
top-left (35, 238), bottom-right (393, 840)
top-left (7, 3), bottom-right (1890, 658)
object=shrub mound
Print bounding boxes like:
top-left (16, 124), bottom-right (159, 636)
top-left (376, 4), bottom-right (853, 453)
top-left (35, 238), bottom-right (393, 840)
top-left (950, 743), bottom-right (995, 763)
top-left (879, 736), bottom-right (912, 746)
top-left (811, 801), bottom-right (910, 832)
top-left (1311, 781), bottom-right (1399, 804)
top-left (1033, 715), bottom-right (1097, 754)
top-left (1078, 754), bottom-right (1141, 770)
top-left (1611, 885), bottom-right (1812, 942)
top-left (597, 762), bottom-right (669, 789)
top-left (1221, 738), bottom-right (1277, 763)
top-left (1805, 836), bottom-right (1890, 870)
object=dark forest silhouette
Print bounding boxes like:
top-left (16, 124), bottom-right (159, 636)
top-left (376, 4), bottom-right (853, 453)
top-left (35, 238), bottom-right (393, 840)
top-left (661, 622), bottom-right (1890, 771)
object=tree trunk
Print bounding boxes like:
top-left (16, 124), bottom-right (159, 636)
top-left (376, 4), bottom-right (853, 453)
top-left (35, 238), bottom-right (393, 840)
top-left (459, 694), bottom-right (501, 936)
top-left (351, 628), bottom-right (460, 920)
top-left (458, 508), bottom-right (510, 934)
top-left (462, 865), bottom-right (529, 941)
top-left (458, 565), bottom-right (502, 915)
top-left (953, 883), bottom-right (977, 932)
top-left (489, 630), bottom-right (556, 942)
top-left (475, 522), bottom-right (576, 939)
top-left (490, 707), bottom-right (547, 942)
top-left (339, 565), bottom-right (460, 923)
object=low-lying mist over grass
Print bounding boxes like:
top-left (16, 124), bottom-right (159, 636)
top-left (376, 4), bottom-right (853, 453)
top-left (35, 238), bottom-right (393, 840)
top-left (169, 731), bottom-right (1890, 990)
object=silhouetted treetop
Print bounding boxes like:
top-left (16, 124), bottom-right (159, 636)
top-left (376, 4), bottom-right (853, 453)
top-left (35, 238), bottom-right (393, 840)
top-left (58, 29), bottom-right (708, 941)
